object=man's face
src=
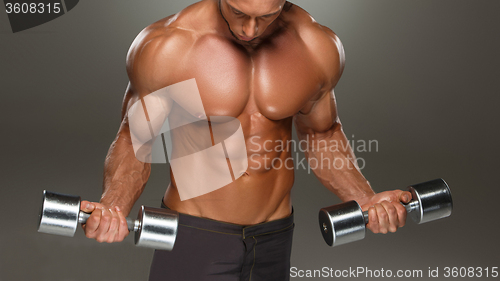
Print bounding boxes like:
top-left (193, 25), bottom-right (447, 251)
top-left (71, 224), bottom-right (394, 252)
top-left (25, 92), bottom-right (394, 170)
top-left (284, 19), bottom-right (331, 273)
top-left (220, 0), bottom-right (286, 42)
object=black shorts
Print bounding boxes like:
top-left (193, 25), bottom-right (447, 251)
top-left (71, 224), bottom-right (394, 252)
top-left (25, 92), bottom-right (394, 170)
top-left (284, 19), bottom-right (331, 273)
top-left (148, 202), bottom-right (294, 281)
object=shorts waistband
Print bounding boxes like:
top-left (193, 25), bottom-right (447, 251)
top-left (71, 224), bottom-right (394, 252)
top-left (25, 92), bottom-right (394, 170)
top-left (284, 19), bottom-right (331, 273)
top-left (161, 200), bottom-right (294, 239)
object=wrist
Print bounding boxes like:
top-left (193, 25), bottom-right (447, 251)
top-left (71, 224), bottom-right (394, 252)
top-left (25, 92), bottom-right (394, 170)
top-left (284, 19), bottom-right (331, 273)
top-left (99, 198), bottom-right (130, 215)
top-left (354, 193), bottom-right (375, 207)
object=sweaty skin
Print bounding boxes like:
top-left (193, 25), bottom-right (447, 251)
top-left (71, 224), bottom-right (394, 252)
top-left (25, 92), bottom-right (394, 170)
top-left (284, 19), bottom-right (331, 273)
top-left (81, 0), bottom-right (411, 244)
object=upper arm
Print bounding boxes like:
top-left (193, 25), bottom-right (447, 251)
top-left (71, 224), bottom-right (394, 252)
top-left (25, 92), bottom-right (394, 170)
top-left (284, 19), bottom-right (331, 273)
top-left (295, 24), bottom-right (345, 136)
top-left (294, 89), bottom-right (340, 138)
top-left (116, 22), bottom-right (194, 149)
top-left (121, 22), bottom-right (194, 120)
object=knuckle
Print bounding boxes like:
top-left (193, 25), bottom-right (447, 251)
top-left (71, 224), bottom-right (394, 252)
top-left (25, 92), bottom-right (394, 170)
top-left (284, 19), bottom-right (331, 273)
top-left (101, 215), bottom-right (110, 224)
top-left (89, 215), bottom-right (100, 224)
top-left (378, 212), bottom-right (388, 221)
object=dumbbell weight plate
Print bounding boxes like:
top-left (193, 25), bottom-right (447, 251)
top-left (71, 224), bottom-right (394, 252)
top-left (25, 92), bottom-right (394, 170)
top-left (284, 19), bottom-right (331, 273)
top-left (135, 206), bottom-right (178, 251)
top-left (319, 200), bottom-right (366, 247)
top-left (408, 178), bottom-right (453, 224)
top-left (38, 190), bottom-right (81, 237)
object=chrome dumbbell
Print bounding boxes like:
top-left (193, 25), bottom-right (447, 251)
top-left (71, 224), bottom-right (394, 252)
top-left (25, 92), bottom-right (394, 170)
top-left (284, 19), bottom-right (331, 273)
top-left (38, 190), bottom-right (179, 250)
top-left (318, 178), bottom-right (453, 247)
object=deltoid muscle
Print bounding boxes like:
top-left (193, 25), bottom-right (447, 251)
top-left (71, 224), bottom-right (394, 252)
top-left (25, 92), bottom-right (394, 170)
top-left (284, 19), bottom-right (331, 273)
top-left (128, 78), bottom-right (248, 201)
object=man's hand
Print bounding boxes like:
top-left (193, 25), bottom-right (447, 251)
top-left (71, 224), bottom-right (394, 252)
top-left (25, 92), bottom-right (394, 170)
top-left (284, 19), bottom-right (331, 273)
top-left (359, 190), bottom-right (412, 234)
top-left (80, 201), bottom-right (130, 243)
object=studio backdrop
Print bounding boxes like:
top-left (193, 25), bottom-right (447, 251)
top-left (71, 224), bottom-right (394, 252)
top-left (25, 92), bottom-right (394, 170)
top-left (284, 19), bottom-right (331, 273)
top-left (1, 0), bottom-right (499, 280)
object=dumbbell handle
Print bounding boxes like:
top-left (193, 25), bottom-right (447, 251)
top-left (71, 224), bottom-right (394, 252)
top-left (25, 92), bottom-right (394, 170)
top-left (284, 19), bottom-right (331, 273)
top-left (78, 211), bottom-right (140, 232)
top-left (363, 200), bottom-right (420, 223)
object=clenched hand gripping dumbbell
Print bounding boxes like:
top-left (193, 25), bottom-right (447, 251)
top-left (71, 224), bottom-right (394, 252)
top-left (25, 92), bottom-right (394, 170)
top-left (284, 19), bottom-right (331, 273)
top-left (319, 178), bottom-right (453, 247)
top-left (38, 190), bottom-right (179, 250)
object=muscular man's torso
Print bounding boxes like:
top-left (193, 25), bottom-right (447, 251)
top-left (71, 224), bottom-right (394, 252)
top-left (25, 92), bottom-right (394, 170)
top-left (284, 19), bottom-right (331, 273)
top-left (128, 0), bottom-right (341, 224)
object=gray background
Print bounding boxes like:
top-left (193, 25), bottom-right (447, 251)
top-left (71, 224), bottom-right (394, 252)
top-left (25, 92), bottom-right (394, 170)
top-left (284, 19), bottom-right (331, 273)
top-left (1, 0), bottom-right (499, 280)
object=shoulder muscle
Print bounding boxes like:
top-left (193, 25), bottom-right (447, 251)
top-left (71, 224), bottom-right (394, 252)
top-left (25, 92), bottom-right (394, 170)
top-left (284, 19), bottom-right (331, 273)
top-left (290, 9), bottom-right (345, 89)
top-left (126, 18), bottom-right (195, 97)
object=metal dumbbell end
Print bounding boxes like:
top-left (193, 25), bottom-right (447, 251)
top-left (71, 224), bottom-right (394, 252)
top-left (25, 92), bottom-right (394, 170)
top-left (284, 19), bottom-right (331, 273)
top-left (38, 190), bottom-right (179, 250)
top-left (318, 178), bottom-right (453, 247)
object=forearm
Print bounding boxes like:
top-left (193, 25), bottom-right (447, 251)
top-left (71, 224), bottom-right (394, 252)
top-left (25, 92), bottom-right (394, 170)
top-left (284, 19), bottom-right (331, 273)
top-left (298, 121), bottom-right (375, 205)
top-left (100, 129), bottom-right (151, 216)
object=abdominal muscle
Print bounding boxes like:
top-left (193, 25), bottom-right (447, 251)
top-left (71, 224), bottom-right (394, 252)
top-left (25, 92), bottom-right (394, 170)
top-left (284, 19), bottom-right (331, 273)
top-left (163, 133), bottom-right (295, 225)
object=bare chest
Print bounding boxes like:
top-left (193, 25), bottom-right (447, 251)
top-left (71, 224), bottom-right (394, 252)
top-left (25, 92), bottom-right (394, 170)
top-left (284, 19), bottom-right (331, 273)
top-left (185, 34), bottom-right (324, 120)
